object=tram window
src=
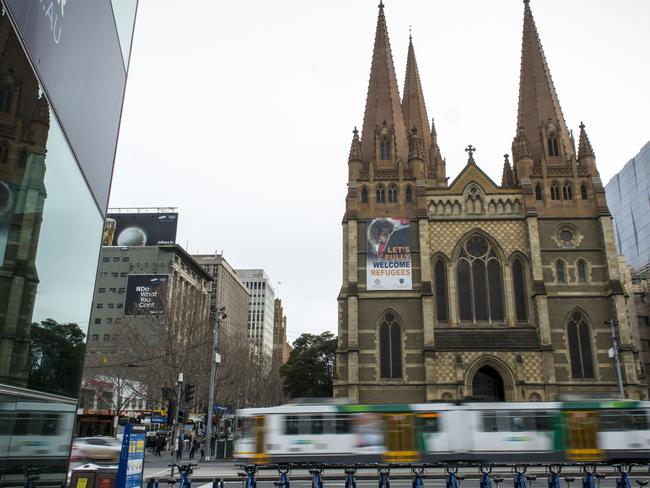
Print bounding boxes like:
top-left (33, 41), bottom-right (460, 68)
top-left (534, 411), bottom-right (554, 431)
top-left (311, 415), bottom-right (324, 434)
top-left (285, 416), bottom-right (299, 435)
top-left (417, 415), bottom-right (439, 432)
top-left (13, 413), bottom-right (60, 436)
top-left (600, 410), bottom-right (649, 431)
top-left (335, 415), bottom-right (351, 434)
top-left (481, 412), bottom-right (498, 432)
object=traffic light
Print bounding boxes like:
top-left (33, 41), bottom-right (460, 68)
top-left (178, 410), bottom-right (186, 424)
top-left (183, 383), bottom-right (195, 403)
top-left (167, 400), bottom-right (176, 426)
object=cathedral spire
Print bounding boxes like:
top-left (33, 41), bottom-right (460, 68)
top-left (516, 0), bottom-right (574, 163)
top-left (501, 154), bottom-right (515, 187)
top-left (577, 121), bottom-right (595, 159)
top-left (360, 2), bottom-right (408, 166)
top-left (401, 34), bottom-right (431, 158)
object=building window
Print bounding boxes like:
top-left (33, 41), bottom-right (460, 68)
top-left (103, 257), bottom-right (110, 262)
top-left (434, 259), bottom-right (448, 322)
top-left (96, 303), bottom-right (103, 309)
top-left (547, 135), bottom-right (559, 157)
top-left (109, 288), bottom-right (116, 293)
top-left (94, 318), bottom-right (101, 324)
top-left (580, 183), bottom-right (588, 200)
top-left (380, 140), bottom-right (391, 160)
top-left (567, 310), bottom-right (595, 379)
top-left (0, 88), bottom-right (13, 113)
top-left (562, 182), bottom-right (573, 200)
top-left (405, 185), bottom-right (412, 203)
top-left (92, 335), bottom-right (99, 341)
top-left (512, 258), bottom-right (528, 322)
top-left (379, 310), bottom-right (402, 379)
top-left (112, 257), bottom-right (119, 262)
top-left (535, 183), bottom-right (543, 201)
top-left (119, 288), bottom-right (125, 293)
top-left (388, 184), bottom-right (398, 203)
top-left (556, 260), bottom-right (566, 283)
top-left (577, 259), bottom-right (587, 283)
top-left (456, 235), bottom-right (504, 323)
top-left (550, 182), bottom-right (561, 200)
top-left (376, 185), bottom-right (385, 203)
top-left (361, 186), bottom-right (368, 203)
top-left (106, 318), bottom-right (113, 325)
top-left (0, 144), bottom-right (8, 164)
top-left (103, 334), bottom-right (110, 341)
top-left (98, 288), bottom-right (105, 293)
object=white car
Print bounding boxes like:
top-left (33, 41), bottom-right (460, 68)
top-left (72, 436), bottom-right (121, 461)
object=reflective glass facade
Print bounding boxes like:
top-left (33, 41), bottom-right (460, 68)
top-left (605, 142), bottom-right (650, 273)
top-left (0, 1), bottom-right (137, 484)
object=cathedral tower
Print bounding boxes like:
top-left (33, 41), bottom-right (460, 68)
top-left (336, 1), bottom-right (644, 403)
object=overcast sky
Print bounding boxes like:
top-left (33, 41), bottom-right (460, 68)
top-left (109, 0), bottom-right (650, 343)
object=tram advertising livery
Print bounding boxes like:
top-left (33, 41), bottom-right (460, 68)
top-left (235, 401), bottom-right (650, 463)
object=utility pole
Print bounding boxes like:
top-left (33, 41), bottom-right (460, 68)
top-left (205, 306), bottom-right (225, 460)
top-left (605, 319), bottom-right (625, 399)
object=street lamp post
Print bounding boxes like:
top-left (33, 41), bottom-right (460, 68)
top-left (605, 319), bottom-right (625, 399)
top-left (205, 306), bottom-right (225, 460)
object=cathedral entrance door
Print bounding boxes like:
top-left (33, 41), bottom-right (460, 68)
top-left (472, 366), bottom-right (505, 401)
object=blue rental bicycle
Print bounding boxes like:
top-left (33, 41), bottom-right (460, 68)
top-left (446, 465), bottom-right (464, 488)
top-left (237, 464), bottom-right (258, 488)
top-left (548, 465), bottom-right (562, 488)
top-left (309, 467), bottom-right (324, 488)
top-left (378, 465), bottom-right (391, 488)
top-left (170, 463), bottom-right (197, 488)
top-left (480, 465), bottom-right (493, 488)
top-left (344, 466), bottom-right (357, 488)
top-left (412, 466), bottom-right (426, 488)
top-left (514, 465), bottom-right (534, 488)
top-left (275, 465), bottom-right (291, 488)
top-left (582, 464), bottom-right (606, 488)
top-left (616, 465), bottom-right (633, 488)
top-left (22, 466), bottom-right (40, 488)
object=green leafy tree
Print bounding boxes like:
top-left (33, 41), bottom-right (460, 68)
top-left (280, 331), bottom-right (336, 398)
top-left (29, 318), bottom-right (86, 397)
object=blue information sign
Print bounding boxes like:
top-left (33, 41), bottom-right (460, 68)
top-left (116, 423), bottom-right (146, 488)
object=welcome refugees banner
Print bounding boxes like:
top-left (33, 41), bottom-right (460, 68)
top-left (366, 218), bottom-right (412, 291)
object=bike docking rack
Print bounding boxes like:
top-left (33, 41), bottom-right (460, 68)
top-left (143, 462), bottom-right (650, 488)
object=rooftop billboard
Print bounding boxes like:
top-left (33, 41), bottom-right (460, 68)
top-left (104, 212), bottom-right (178, 246)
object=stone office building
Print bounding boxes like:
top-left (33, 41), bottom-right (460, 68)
top-left (335, 1), bottom-right (645, 403)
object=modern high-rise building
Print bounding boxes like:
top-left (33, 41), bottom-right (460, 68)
top-left (605, 142), bottom-right (650, 277)
top-left (336, 1), bottom-right (644, 403)
top-left (0, 1), bottom-right (137, 482)
top-left (193, 253), bottom-right (251, 339)
top-left (236, 269), bottom-right (275, 356)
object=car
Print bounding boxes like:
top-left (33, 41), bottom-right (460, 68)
top-left (72, 436), bottom-right (121, 461)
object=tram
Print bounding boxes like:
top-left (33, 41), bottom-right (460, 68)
top-left (234, 401), bottom-right (650, 463)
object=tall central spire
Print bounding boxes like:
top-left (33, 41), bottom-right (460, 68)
top-left (360, 2), bottom-right (408, 166)
top-left (516, 0), bottom-right (574, 163)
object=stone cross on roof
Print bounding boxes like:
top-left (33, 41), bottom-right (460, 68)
top-left (465, 144), bottom-right (476, 163)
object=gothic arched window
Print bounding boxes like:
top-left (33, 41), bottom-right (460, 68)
top-left (548, 135), bottom-right (559, 157)
top-left (434, 259), bottom-right (448, 322)
top-left (580, 183), bottom-right (589, 200)
top-left (379, 310), bottom-right (402, 379)
top-left (567, 310), bottom-right (594, 379)
top-left (563, 182), bottom-right (573, 201)
top-left (577, 259), bottom-right (587, 283)
top-left (380, 140), bottom-right (391, 160)
top-left (361, 186), bottom-right (368, 203)
top-left (0, 88), bottom-right (13, 113)
top-left (405, 185), bottom-right (412, 203)
top-left (456, 235), bottom-right (504, 323)
top-left (556, 260), bottom-right (566, 283)
top-left (388, 184), bottom-right (398, 203)
top-left (376, 185), bottom-right (385, 203)
top-left (512, 257), bottom-right (528, 322)
top-left (535, 183), bottom-right (543, 201)
top-left (18, 149), bottom-right (27, 167)
top-left (550, 182), bottom-right (561, 200)
top-left (0, 144), bottom-right (8, 164)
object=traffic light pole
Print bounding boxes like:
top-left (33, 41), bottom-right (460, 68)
top-left (606, 319), bottom-right (626, 399)
top-left (205, 306), bottom-right (225, 461)
top-left (172, 372), bottom-right (183, 473)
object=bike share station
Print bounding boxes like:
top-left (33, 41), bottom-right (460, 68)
top-left (71, 424), bottom-right (146, 488)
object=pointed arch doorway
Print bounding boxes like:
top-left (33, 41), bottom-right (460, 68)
top-left (472, 366), bottom-right (505, 401)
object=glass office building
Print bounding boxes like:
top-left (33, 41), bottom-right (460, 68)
top-left (0, 1), bottom-right (137, 484)
top-left (605, 142), bottom-right (650, 275)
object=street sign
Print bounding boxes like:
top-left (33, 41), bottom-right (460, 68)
top-left (116, 423), bottom-right (146, 488)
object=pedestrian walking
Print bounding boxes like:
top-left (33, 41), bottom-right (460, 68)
top-left (155, 435), bottom-right (164, 457)
top-left (200, 437), bottom-right (206, 460)
top-left (209, 433), bottom-right (216, 457)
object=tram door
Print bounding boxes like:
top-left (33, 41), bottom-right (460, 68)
top-left (383, 413), bottom-right (417, 462)
top-left (253, 415), bottom-right (268, 462)
top-left (564, 411), bottom-right (603, 461)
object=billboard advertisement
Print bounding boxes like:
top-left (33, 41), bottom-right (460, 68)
top-left (104, 212), bottom-right (178, 246)
top-left (366, 218), bottom-right (412, 291)
top-left (4, 0), bottom-right (133, 212)
top-left (124, 274), bottom-right (168, 316)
